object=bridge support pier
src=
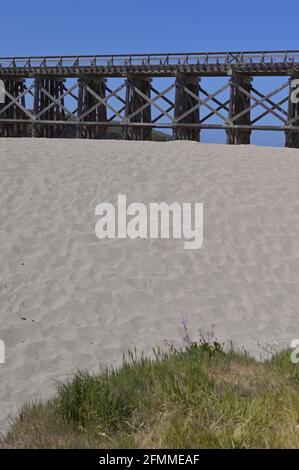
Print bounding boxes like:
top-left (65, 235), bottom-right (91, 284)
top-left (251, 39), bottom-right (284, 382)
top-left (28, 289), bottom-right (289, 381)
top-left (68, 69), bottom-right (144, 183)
top-left (226, 73), bottom-right (251, 145)
top-left (32, 78), bottom-right (66, 138)
top-left (173, 73), bottom-right (200, 141)
top-left (77, 78), bottom-right (107, 139)
top-left (0, 79), bottom-right (28, 137)
top-left (123, 76), bottom-right (152, 140)
top-left (285, 76), bottom-right (299, 148)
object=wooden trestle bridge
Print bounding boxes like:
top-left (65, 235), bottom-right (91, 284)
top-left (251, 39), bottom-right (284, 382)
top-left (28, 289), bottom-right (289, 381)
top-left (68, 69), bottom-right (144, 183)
top-left (1, 50), bottom-right (299, 146)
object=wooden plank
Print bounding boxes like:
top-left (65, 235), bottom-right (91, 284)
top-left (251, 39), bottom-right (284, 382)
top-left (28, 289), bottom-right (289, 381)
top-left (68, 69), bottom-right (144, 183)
top-left (226, 73), bottom-right (251, 144)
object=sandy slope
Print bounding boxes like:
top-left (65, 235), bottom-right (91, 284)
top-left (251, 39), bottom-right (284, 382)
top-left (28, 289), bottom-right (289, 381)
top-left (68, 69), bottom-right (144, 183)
top-left (0, 138), bottom-right (299, 432)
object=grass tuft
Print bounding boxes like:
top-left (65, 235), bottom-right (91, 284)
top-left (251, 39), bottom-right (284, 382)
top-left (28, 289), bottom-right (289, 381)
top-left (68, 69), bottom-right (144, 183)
top-left (2, 333), bottom-right (299, 449)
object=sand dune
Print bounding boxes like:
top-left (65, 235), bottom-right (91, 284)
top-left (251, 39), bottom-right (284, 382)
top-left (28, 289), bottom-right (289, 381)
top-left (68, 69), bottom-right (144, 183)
top-left (0, 138), bottom-right (299, 432)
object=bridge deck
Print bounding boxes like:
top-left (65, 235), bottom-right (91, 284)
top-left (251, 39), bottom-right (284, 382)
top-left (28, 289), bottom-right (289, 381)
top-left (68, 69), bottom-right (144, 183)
top-left (1, 51), bottom-right (299, 77)
top-left (1, 50), bottom-right (299, 146)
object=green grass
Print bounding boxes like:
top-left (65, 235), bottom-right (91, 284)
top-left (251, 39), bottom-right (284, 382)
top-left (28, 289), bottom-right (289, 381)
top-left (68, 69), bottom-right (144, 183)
top-left (2, 335), bottom-right (299, 449)
top-left (106, 127), bottom-right (171, 141)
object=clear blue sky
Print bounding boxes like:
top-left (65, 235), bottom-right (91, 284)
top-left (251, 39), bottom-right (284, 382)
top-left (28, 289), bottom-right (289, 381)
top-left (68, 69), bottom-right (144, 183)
top-left (1, 0), bottom-right (297, 55)
top-left (1, 0), bottom-right (298, 146)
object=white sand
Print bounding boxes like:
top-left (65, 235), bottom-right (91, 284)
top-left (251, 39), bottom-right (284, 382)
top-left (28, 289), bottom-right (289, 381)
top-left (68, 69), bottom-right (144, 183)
top-left (1, 138), bottom-right (299, 432)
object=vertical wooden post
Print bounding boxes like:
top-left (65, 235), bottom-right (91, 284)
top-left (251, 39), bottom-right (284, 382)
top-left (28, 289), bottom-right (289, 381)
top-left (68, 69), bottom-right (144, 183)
top-left (77, 78), bottom-right (107, 139)
top-left (123, 75), bottom-right (152, 140)
top-left (32, 77), bottom-right (40, 137)
top-left (226, 73), bottom-right (251, 144)
top-left (51, 79), bottom-right (65, 138)
top-left (0, 79), bottom-right (10, 137)
top-left (32, 78), bottom-right (65, 138)
top-left (173, 73), bottom-right (200, 141)
top-left (0, 79), bottom-right (27, 137)
top-left (77, 78), bottom-right (84, 139)
top-left (286, 76), bottom-right (299, 148)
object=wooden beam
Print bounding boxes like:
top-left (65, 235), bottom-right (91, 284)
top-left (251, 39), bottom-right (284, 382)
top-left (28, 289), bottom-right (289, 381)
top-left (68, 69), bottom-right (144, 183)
top-left (226, 73), bottom-right (252, 145)
top-left (173, 73), bottom-right (200, 141)
top-left (0, 79), bottom-right (29, 137)
top-left (123, 75), bottom-right (152, 140)
top-left (77, 78), bottom-right (108, 139)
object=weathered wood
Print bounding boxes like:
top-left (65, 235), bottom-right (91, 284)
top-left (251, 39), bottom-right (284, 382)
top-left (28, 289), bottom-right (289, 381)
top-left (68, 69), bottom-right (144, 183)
top-left (32, 78), bottom-right (40, 137)
top-left (173, 73), bottom-right (200, 141)
top-left (123, 75), bottom-right (152, 140)
top-left (77, 78), bottom-right (107, 139)
top-left (0, 51), bottom-right (298, 144)
top-left (1, 51), bottom-right (299, 79)
top-left (251, 86), bottom-right (288, 118)
top-left (231, 81), bottom-right (288, 124)
top-left (226, 73), bottom-right (251, 144)
top-left (0, 79), bottom-right (29, 137)
top-left (251, 96), bottom-right (288, 125)
top-left (32, 78), bottom-right (66, 138)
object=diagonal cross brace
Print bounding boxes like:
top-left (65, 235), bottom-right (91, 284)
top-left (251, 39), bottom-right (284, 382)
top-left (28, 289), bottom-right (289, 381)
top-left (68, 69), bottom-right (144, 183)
top-left (0, 85), bottom-right (35, 119)
top-left (126, 82), bottom-right (176, 123)
top-left (78, 83), bottom-right (126, 121)
top-left (126, 83), bottom-right (175, 121)
top-left (251, 86), bottom-right (288, 117)
top-left (200, 99), bottom-right (230, 124)
top-left (230, 81), bottom-right (289, 124)
top-left (35, 82), bottom-right (79, 120)
top-left (251, 96), bottom-right (288, 125)
top-left (175, 82), bottom-right (231, 123)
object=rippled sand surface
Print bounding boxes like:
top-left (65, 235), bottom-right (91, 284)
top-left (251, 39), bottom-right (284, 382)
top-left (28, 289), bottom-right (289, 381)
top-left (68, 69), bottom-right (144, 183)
top-left (0, 138), bottom-right (299, 431)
